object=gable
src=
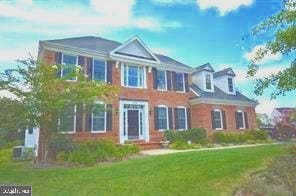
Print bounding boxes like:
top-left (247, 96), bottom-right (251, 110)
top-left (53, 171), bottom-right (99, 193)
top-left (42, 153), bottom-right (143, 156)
top-left (227, 69), bottom-right (235, 76)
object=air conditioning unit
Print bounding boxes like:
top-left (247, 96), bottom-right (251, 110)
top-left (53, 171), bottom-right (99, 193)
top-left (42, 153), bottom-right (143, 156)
top-left (12, 146), bottom-right (25, 159)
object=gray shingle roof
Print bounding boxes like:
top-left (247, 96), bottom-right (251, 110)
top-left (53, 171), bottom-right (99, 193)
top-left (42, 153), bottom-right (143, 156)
top-left (190, 84), bottom-right (257, 104)
top-left (194, 63), bottom-right (215, 73)
top-left (214, 68), bottom-right (236, 78)
top-left (45, 36), bottom-right (192, 69)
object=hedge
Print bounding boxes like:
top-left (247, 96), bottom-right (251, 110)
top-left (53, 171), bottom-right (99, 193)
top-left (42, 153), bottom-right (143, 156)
top-left (164, 128), bottom-right (207, 144)
top-left (212, 130), bottom-right (268, 144)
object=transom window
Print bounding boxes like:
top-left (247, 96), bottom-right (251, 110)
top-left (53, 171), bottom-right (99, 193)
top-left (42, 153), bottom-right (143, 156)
top-left (123, 65), bottom-right (145, 88)
top-left (157, 70), bottom-right (167, 90)
top-left (157, 106), bottom-right (168, 130)
top-left (91, 103), bottom-right (106, 132)
top-left (93, 59), bottom-right (106, 81)
top-left (59, 105), bottom-right (76, 133)
top-left (175, 73), bottom-right (185, 92)
top-left (205, 73), bottom-right (212, 90)
top-left (228, 77), bottom-right (234, 92)
top-left (62, 54), bottom-right (77, 80)
top-left (213, 110), bottom-right (223, 130)
top-left (176, 107), bottom-right (187, 130)
top-left (237, 111), bottom-right (245, 129)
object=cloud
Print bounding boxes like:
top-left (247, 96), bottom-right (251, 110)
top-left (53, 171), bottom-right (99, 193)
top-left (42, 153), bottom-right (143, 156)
top-left (235, 66), bottom-right (282, 83)
top-left (196, 0), bottom-right (254, 15)
top-left (244, 44), bottom-right (282, 64)
top-left (0, 44), bottom-right (37, 61)
top-left (0, 90), bottom-right (19, 100)
top-left (256, 97), bottom-right (278, 116)
top-left (151, 0), bottom-right (193, 5)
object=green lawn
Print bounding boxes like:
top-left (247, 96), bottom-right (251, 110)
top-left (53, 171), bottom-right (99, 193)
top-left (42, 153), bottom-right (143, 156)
top-left (0, 145), bottom-right (286, 196)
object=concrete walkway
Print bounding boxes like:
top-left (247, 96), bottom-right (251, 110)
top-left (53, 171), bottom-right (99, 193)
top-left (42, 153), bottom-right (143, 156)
top-left (140, 143), bottom-right (280, 156)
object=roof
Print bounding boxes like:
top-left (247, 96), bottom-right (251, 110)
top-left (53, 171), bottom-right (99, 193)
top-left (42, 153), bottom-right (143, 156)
top-left (44, 36), bottom-right (192, 69)
top-left (194, 63), bottom-right (215, 73)
top-left (214, 68), bottom-right (236, 78)
top-left (275, 107), bottom-right (295, 113)
top-left (190, 84), bottom-right (257, 104)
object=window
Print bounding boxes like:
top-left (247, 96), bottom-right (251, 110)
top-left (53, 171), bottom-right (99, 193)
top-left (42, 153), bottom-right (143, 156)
top-left (175, 73), bottom-right (185, 92)
top-left (205, 73), bottom-right (212, 90)
top-left (62, 54), bottom-right (77, 80)
top-left (177, 107), bottom-right (187, 130)
top-left (213, 110), bottom-right (223, 130)
top-left (91, 102), bottom-right (106, 132)
top-left (59, 105), bottom-right (76, 133)
top-left (93, 59), bottom-right (106, 81)
top-left (157, 106), bottom-right (168, 130)
top-left (123, 65), bottom-right (145, 88)
top-left (237, 111), bottom-right (245, 129)
top-left (28, 128), bottom-right (33, 134)
top-left (228, 77), bottom-right (233, 92)
top-left (157, 70), bottom-right (167, 90)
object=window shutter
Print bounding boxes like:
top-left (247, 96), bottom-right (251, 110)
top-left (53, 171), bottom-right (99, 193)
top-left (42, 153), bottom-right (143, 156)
top-left (172, 72), bottom-right (177, 91)
top-left (107, 61), bottom-right (113, 84)
top-left (75, 104), bottom-right (83, 132)
top-left (174, 108), bottom-right (179, 130)
top-left (244, 112), bottom-right (249, 129)
top-left (235, 112), bottom-right (239, 129)
top-left (86, 57), bottom-right (93, 80)
top-left (106, 104), bottom-right (112, 131)
top-left (166, 71), bottom-right (172, 91)
top-left (211, 110), bottom-right (215, 129)
top-left (187, 108), bottom-right (191, 129)
top-left (154, 106), bottom-right (158, 130)
top-left (86, 106), bottom-right (92, 132)
top-left (168, 107), bottom-right (173, 130)
top-left (78, 56), bottom-right (85, 67)
top-left (184, 73), bottom-right (189, 93)
top-left (54, 52), bottom-right (62, 77)
top-left (152, 68), bottom-right (157, 89)
top-left (222, 110), bottom-right (227, 129)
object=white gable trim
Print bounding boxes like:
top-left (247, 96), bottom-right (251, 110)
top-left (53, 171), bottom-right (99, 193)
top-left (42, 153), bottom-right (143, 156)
top-left (109, 36), bottom-right (161, 63)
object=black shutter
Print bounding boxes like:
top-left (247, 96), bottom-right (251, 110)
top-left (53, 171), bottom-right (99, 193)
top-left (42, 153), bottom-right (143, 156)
top-left (172, 72), bottom-right (176, 91)
top-left (76, 105), bottom-right (83, 132)
top-left (152, 68), bottom-right (157, 89)
top-left (235, 112), bottom-right (239, 129)
top-left (54, 52), bottom-right (62, 77)
top-left (222, 110), bottom-right (227, 130)
top-left (86, 57), bottom-right (93, 80)
top-left (184, 73), bottom-right (189, 93)
top-left (168, 107), bottom-right (173, 130)
top-left (154, 107), bottom-right (159, 130)
top-left (86, 105), bottom-right (92, 132)
top-left (244, 112), bottom-right (249, 129)
top-left (211, 110), bottom-right (216, 129)
top-left (187, 108), bottom-right (191, 129)
top-left (107, 61), bottom-right (113, 84)
top-left (166, 71), bottom-right (172, 91)
top-left (106, 104), bottom-right (112, 131)
top-left (78, 56), bottom-right (84, 67)
top-left (174, 108), bottom-right (179, 130)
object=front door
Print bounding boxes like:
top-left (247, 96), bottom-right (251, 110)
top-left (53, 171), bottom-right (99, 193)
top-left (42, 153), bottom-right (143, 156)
top-left (128, 110), bottom-right (139, 139)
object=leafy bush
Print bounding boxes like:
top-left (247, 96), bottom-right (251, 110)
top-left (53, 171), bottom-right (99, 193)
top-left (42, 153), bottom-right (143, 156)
top-left (164, 128), bottom-right (207, 144)
top-left (0, 149), bottom-right (12, 165)
top-left (48, 134), bottom-right (76, 159)
top-left (212, 130), bottom-right (268, 144)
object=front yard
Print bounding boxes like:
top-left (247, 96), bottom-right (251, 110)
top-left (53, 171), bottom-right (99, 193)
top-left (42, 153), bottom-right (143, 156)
top-left (0, 145), bottom-right (287, 196)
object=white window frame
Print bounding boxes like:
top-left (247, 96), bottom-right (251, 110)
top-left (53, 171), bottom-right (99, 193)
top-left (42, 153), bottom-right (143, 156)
top-left (157, 105), bottom-right (169, 131)
top-left (228, 77), bottom-right (234, 93)
top-left (121, 64), bottom-right (146, 89)
top-left (91, 101), bottom-right (107, 133)
top-left (59, 105), bottom-right (76, 134)
top-left (61, 53), bottom-right (78, 81)
top-left (237, 110), bottom-right (246, 129)
top-left (175, 72), bottom-right (185, 93)
top-left (214, 109), bottom-right (223, 130)
top-left (92, 59), bottom-right (107, 82)
top-left (157, 69), bottom-right (167, 91)
top-left (177, 106), bottom-right (187, 130)
top-left (204, 73), bottom-right (213, 91)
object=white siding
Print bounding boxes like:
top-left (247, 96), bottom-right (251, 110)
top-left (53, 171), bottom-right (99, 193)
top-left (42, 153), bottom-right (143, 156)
top-left (214, 75), bottom-right (236, 95)
top-left (192, 72), bottom-right (204, 89)
top-left (117, 40), bottom-right (154, 59)
top-left (25, 127), bottom-right (39, 156)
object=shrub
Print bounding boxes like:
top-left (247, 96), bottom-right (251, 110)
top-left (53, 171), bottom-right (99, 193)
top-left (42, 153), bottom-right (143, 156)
top-left (48, 134), bottom-right (76, 159)
top-left (0, 149), bottom-right (12, 165)
top-left (164, 128), bottom-right (207, 144)
top-left (212, 130), bottom-right (268, 144)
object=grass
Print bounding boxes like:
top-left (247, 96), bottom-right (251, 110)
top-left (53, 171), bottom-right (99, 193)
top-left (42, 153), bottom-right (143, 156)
top-left (0, 145), bottom-right (286, 196)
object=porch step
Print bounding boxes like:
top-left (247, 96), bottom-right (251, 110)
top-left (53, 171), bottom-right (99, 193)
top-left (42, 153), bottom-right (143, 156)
top-left (136, 141), bottom-right (163, 150)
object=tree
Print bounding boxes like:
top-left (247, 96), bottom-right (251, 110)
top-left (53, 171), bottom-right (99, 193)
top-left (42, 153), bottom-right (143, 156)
top-left (0, 58), bottom-right (118, 161)
top-left (247, 0), bottom-right (296, 99)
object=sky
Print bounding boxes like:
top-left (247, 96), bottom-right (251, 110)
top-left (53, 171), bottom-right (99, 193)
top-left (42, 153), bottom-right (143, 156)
top-left (0, 0), bottom-right (295, 116)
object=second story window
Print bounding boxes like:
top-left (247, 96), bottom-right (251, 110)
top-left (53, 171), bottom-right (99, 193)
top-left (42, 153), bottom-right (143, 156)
top-left (62, 54), bottom-right (77, 80)
top-left (205, 73), bottom-right (212, 90)
top-left (93, 59), bottom-right (106, 81)
top-left (123, 65), bottom-right (145, 88)
top-left (228, 77), bottom-right (233, 92)
top-left (157, 70), bottom-right (167, 90)
top-left (175, 73), bottom-right (185, 92)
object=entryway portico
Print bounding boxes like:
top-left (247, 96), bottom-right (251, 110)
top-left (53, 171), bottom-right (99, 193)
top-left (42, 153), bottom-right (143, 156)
top-left (119, 100), bottom-right (149, 143)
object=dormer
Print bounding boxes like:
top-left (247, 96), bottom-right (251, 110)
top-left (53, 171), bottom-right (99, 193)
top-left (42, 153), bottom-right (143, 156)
top-left (213, 68), bottom-right (236, 95)
top-left (192, 63), bottom-right (215, 92)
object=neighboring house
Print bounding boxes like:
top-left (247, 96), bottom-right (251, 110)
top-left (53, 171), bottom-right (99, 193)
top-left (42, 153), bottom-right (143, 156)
top-left (271, 107), bottom-right (296, 125)
top-left (257, 113), bottom-right (273, 128)
top-left (24, 127), bottom-right (39, 156)
top-left (36, 36), bottom-right (258, 159)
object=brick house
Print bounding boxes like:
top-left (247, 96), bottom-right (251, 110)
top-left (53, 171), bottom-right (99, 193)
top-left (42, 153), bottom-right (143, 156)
top-left (37, 36), bottom-right (258, 157)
